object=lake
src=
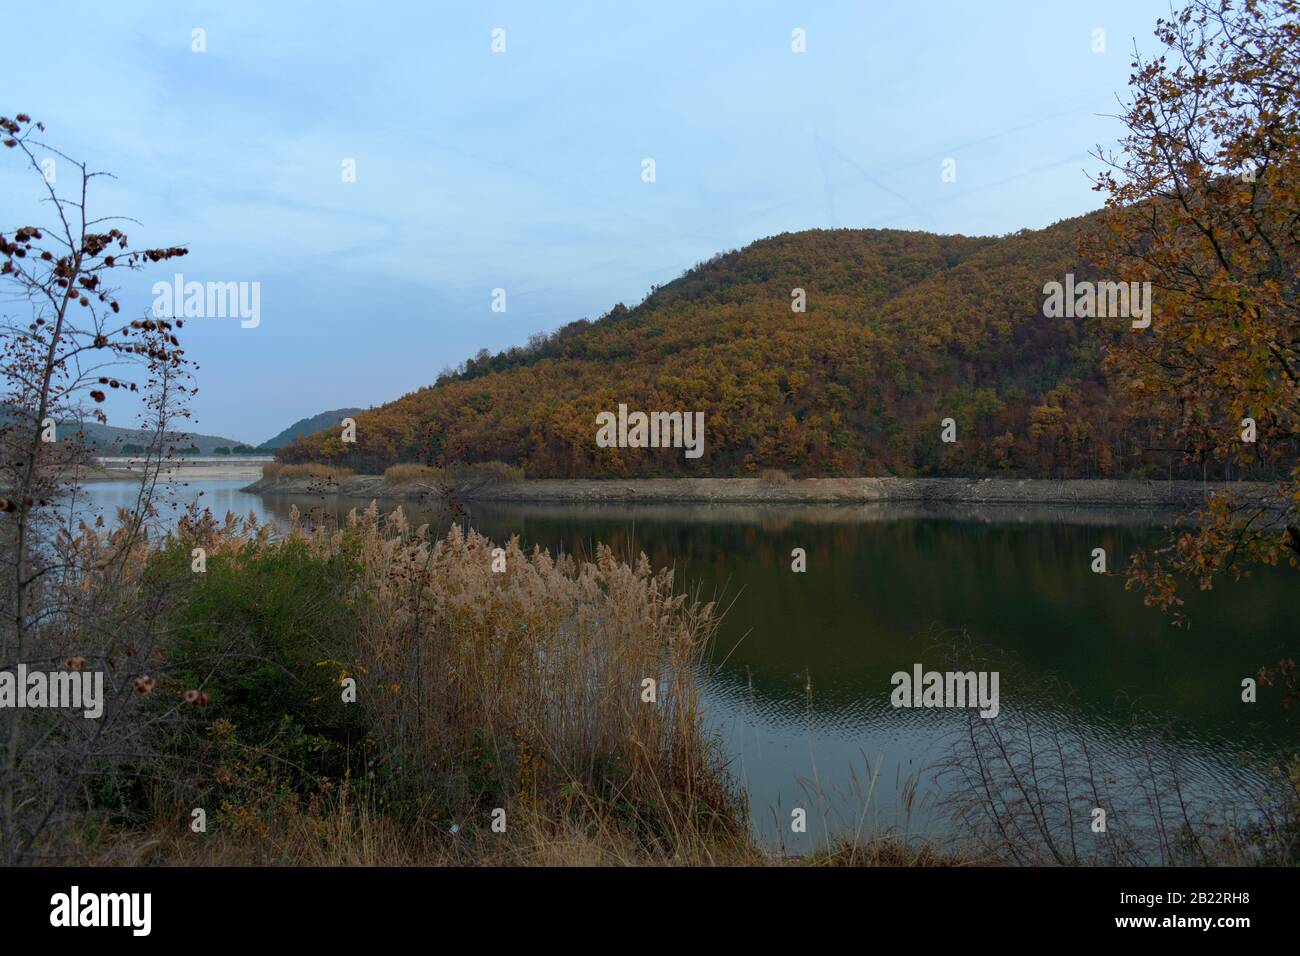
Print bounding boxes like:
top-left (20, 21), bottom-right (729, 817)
top-left (76, 478), bottom-right (1297, 857)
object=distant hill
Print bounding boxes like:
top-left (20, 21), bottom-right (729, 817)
top-left (259, 408), bottom-right (363, 449)
top-left (62, 421), bottom-right (255, 456)
top-left (274, 212), bottom-right (1222, 479)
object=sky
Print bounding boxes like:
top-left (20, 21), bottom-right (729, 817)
top-left (1, 1), bottom-right (1173, 444)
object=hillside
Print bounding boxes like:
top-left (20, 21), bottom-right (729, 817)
top-left (276, 213), bottom-right (1210, 479)
top-left (62, 421), bottom-right (253, 456)
top-left (259, 407), bottom-right (364, 449)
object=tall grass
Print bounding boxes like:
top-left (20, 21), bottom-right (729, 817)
top-left (319, 504), bottom-right (743, 852)
top-left (382, 463), bottom-right (440, 486)
top-left (757, 468), bottom-right (792, 484)
top-left (38, 502), bottom-right (750, 863)
top-left (261, 462), bottom-right (355, 479)
top-left (382, 461), bottom-right (523, 499)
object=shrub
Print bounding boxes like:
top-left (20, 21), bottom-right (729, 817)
top-left (152, 529), bottom-right (370, 818)
top-left (441, 460), bottom-right (523, 495)
top-left (383, 463), bottom-right (440, 486)
top-left (262, 462), bottom-right (354, 480)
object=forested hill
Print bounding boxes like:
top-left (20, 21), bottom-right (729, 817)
top-left (258, 407), bottom-right (364, 450)
top-left (278, 212), bottom-right (1184, 479)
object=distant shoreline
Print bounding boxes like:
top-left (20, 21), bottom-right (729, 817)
top-left (78, 457), bottom-right (273, 483)
top-left (241, 475), bottom-right (1280, 508)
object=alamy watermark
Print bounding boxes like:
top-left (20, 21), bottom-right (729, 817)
top-left (1042, 273), bottom-right (1151, 329)
top-left (0, 664), bottom-right (104, 718)
top-left (50, 886), bottom-right (151, 936)
top-left (890, 663), bottom-right (999, 719)
top-left (595, 403), bottom-right (705, 459)
top-left (152, 273), bottom-right (260, 328)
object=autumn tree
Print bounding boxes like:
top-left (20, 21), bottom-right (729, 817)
top-left (0, 113), bottom-right (191, 861)
top-left (1085, 0), bottom-right (1299, 638)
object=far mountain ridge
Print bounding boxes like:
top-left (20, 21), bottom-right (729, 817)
top-left (64, 420), bottom-right (254, 456)
top-left (259, 408), bottom-right (365, 449)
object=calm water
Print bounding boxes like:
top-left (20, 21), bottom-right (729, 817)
top-left (78, 479), bottom-right (1297, 854)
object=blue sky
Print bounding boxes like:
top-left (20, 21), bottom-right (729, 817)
top-left (2, 1), bottom-right (1171, 444)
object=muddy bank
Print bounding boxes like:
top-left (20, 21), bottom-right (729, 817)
top-left (242, 475), bottom-right (1280, 508)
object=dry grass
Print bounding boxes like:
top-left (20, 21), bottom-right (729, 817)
top-left (89, 797), bottom-right (765, 867)
top-left (383, 463), bottom-right (440, 486)
top-left (311, 503), bottom-right (743, 851)
top-left (57, 502), bottom-right (746, 864)
top-left (441, 460), bottom-right (524, 494)
top-left (30, 502), bottom-right (1002, 867)
top-left (758, 468), bottom-right (791, 484)
top-left (26, 501), bottom-right (745, 862)
top-left (85, 791), bottom-right (983, 867)
top-left (804, 834), bottom-right (985, 867)
top-left (261, 461), bottom-right (354, 479)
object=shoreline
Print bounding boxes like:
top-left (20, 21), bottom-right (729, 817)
top-left (241, 475), bottom-right (1280, 508)
top-left (78, 458), bottom-right (272, 483)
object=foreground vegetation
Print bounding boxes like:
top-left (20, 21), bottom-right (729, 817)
top-left (8, 501), bottom-right (1284, 867)
top-left (70, 507), bottom-right (740, 860)
top-left (30, 504), bottom-right (989, 866)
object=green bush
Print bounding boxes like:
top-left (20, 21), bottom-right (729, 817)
top-left (155, 537), bottom-right (371, 794)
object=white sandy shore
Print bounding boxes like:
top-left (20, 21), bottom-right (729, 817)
top-left (82, 457), bottom-right (273, 482)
